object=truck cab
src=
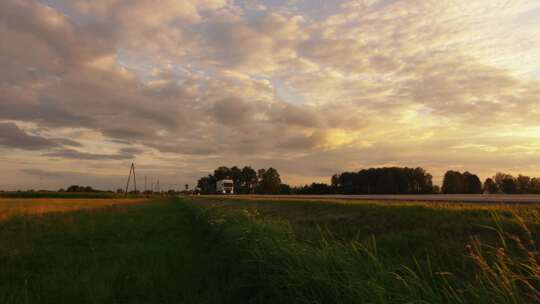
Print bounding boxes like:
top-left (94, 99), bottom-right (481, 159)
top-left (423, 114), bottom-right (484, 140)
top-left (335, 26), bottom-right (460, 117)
top-left (216, 179), bottom-right (234, 194)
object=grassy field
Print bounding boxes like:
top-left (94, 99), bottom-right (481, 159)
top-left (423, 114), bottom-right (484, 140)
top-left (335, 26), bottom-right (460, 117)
top-left (0, 198), bottom-right (146, 221)
top-left (0, 192), bottom-right (120, 199)
top-left (1, 196), bottom-right (540, 303)
top-left (0, 198), bottom-right (257, 303)
top-left (188, 197), bottom-right (540, 303)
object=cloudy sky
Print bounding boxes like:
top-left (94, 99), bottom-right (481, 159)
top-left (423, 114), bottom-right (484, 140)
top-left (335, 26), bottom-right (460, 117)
top-left (1, 0), bottom-right (540, 190)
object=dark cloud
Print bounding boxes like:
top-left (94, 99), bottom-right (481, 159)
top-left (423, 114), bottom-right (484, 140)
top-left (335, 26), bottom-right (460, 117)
top-left (20, 168), bottom-right (125, 190)
top-left (118, 147), bottom-right (145, 155)
top-left (52, 138), bottom-right (83, 147)
top-left (0, 122), bottom-right (58, 150)
top-left (44, 148), bottom-right (135, 161)
top-left (211, 98), bottom-right (255, 126)
top-left (268, 103), bottom-right (322, 128)
top-left (276, 133), bottom-right (323, 151)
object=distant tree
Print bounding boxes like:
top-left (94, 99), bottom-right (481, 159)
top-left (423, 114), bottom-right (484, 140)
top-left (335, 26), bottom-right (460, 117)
top-left (483, 178), bottom-right (498, 194)
top-left (67, 185), bottom-right (81, 192)
top-left (413, 167), bottom-right (434, 194)
top-left (257, 168), bottom-right (281, 194)
top-left (302, 183), bottom-right (334, 194)
top-left (229, 166), bottom-right (242, 189)
top-left (197, 166), bottom-right (287, 195)
top-left (331, 174), bottom-right (340, 188)
top-left (501, 177), bottom-right (518, 194)
top-left (213, 166), bottom-right (231, 181)
top-left (530, 178), bottom-right (540, 194)
top-left (257, 169), bottom-right (266, 182)
top-left (197, 175), bottom-right (216, 194)
top-left (516, 175), bottom-right (531, 194)
top-left (240, 166), bottom-right (258, 194)
top-left (494, 173), bottom-right (513, 190)
top-left (279, 184), bottom-right (292, 195)
top-left (442, 171), bottom-right (464, 194)
top-left (333, 167), bottom-right (434, 195)
top-left (463, 172), bottom-right (482, 194)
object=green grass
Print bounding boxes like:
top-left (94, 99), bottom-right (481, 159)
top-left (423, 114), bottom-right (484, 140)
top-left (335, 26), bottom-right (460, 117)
top-left (188, 197), bottom-right (540, 303)
top-left (0, 198), bottom-right (258, 303)
top-left (2, 197), bottom-right (540, 303)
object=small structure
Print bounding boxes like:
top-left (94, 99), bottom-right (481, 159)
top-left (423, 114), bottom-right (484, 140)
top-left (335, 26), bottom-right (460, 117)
top-left (216, 179), bottom-right (234, 194)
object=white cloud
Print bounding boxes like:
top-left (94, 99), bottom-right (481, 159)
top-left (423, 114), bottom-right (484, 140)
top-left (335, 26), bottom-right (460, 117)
top-left (0, 0), bottom-right (539, 189)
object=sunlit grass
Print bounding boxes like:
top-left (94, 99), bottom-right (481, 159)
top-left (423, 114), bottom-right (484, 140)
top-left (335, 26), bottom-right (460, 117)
top-left (0, 198), bottom-right (147, 221)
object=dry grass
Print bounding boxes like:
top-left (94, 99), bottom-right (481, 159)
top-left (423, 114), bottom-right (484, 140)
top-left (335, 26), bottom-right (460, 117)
top-left (0, 198), bottom-right (148, 221)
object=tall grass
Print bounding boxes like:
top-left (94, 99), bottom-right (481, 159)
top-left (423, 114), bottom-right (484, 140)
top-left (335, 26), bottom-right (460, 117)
top-left (467, 213), bottom-right (540, 303)
top-left (191, 203), bottom-right (540, 303)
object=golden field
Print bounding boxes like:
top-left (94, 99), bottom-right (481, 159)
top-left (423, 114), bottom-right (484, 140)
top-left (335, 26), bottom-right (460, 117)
top-left (0, 198), bottom-right (147, 221)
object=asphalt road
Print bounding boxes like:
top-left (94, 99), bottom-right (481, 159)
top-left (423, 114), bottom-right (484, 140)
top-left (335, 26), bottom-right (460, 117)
top-left (211, 194), bottom-right (540, 204)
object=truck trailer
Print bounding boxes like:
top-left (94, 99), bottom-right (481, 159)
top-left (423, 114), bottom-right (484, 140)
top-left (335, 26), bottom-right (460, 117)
top-left (216, 179), bottom-right (234, 194)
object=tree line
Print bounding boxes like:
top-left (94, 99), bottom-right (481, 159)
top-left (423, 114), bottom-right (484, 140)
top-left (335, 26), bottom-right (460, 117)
top-left (330, 167), bottom-right (435, 194)
top-left (197, 166), bottom-right (540, 195)
top-left (481, 173), bottom-right (540, 194)
top-left (440, 171), bottom-right (540, 194)
top-left (197, 166), bottom-right (436, 195)
top-left (197, 166), bottom-right (284, 194)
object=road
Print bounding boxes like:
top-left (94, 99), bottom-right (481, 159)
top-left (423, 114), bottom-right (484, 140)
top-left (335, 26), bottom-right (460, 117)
top-left (211, 194), bottom-right (540, 204)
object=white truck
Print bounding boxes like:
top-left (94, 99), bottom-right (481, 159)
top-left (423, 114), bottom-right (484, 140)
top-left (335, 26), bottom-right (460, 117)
top-left (216, 179), bottom-right (234, 194)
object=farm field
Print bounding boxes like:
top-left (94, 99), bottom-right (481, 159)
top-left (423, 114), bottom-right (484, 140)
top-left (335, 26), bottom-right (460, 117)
top-left (206, 194), bottom-right (540, 204)
top-left (0, 197), bottom-right (249, 304)
top-left (1, 196), bottom-right (540, 303)
top-left (188, 196), bottom-right (540, 303)
top-left (0, 198), bottom-right (146, 221)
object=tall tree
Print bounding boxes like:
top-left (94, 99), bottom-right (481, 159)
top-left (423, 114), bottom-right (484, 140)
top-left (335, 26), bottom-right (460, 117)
top-left (463, 172), bottom-right (482, 194)
top-left (229, 166), bottom-right (242, 189)
top-left (240, 166), bottom-right (257, 194)
top-left (494, 172), bottom-right (513, 190)
top-left (213, 166), bottom-right (231, 181)
top-left (501, 177), bottom-right (518, 194)
top-left (257, 168), bottom-right (281, 194)
top-left (197, 175), bottom-right (216, 194)
top-left (483, 178), bottom-right (498, 194)
top-left (333, 167), bottom-right (435, 195)
top-left (516, 175), bottom-right (531, 194)
top-left (442, 171), bottom-right (464, 194)
top-left (530, 178), bottom-right (540, 194)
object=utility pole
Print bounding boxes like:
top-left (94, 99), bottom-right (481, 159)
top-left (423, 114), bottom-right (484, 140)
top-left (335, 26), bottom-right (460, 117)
top-left (124, 163), bottom-right (137, 197)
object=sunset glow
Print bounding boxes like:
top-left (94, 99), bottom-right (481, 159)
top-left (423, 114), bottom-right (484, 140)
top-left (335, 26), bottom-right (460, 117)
top-left (1, 0), bottom-right (540, 189)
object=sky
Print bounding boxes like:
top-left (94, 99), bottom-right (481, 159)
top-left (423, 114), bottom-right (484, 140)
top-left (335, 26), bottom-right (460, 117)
top-left (1, 0), bottom-right (540, 191)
